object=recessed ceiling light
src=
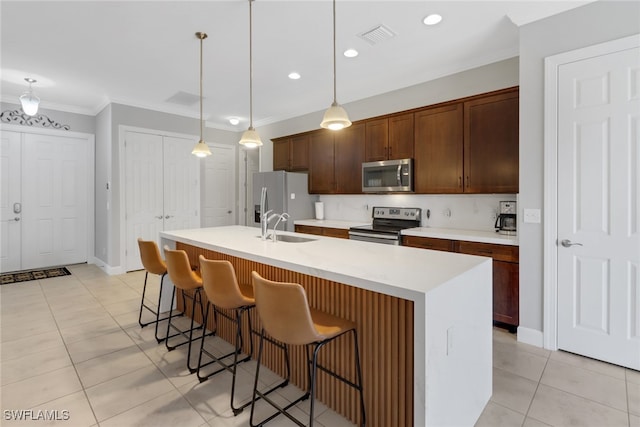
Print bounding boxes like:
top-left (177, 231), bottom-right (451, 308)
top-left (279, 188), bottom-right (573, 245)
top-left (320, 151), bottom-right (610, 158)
top-left (344, 49), bottom-right (359, 58)
top-left (229, 117), bottom-right (240, 125)
top-left (288, 72), bottom-right (301, 80)
top-left (423, 14), bottom-right (442, 26)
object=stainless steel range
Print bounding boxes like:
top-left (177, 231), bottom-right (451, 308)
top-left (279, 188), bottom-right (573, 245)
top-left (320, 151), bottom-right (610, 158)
top-left (348, 207), bottom-right (421, 245)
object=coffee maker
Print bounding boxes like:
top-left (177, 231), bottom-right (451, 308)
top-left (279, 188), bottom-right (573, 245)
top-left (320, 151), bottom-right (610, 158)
top-left (495, 201), bottom-right (517, 235)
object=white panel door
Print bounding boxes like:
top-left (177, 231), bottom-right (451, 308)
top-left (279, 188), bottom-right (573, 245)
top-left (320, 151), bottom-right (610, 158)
top-left (202, 144), bottom-right (235, 227)
top-left (22, 133), bottom-right (88, 270)
top-left (0, 131), bottom-right (22, 272)
top-left (125, 131), bottom-right (164, 272)
top-left (557, 46), bottom-right (640, 369)
top-left (162, 136), bottom-right (200, 232)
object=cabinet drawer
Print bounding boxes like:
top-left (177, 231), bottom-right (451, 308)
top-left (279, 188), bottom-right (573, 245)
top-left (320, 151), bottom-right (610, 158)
top-left (295, 225), bottom-right (324, 236)
top-left (322, 227), bottom-right (349, 239)
top-left (458, 241), bottom-right (518, 263)
top-left (402, 235), bottom-right (456, 252)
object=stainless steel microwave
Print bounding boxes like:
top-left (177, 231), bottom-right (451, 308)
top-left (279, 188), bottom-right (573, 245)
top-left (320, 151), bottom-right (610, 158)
top-left (362, 158), bottom-right (413, 193)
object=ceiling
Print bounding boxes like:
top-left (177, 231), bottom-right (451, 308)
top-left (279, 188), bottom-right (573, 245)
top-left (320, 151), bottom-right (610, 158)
top-left (1, 1), bottom-right (591, 131)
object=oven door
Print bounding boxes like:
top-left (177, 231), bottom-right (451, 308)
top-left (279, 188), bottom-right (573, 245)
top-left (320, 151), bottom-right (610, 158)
top-left (348, 231), bottom-right (400, 245)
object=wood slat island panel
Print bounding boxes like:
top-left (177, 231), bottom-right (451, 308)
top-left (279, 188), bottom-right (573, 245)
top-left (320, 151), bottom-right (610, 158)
top-left (177, 242), bottom-right (414, 427)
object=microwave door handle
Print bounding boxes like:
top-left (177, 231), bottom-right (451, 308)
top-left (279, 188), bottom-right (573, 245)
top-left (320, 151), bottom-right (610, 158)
top-left (397, 164), bottom-right (402, 185)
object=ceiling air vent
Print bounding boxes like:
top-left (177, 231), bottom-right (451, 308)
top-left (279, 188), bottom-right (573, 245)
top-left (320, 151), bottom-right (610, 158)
top-left (358, 24), bottom-right (396, 45)
top-left (164, 91), bottom-right (201, 106)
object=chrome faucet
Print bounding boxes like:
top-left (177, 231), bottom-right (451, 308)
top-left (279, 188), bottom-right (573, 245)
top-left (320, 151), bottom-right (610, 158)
top-left (261, 210), bottom-right (278, 240)
top-left (271, 213), bottom-right (290, 242)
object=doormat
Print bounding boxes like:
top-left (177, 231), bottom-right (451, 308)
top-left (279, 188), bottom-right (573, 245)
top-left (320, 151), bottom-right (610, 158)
top-left (0, 267), bottom-right (71, 285)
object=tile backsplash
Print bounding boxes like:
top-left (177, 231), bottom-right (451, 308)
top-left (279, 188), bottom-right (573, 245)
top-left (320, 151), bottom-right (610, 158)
top-left (318, 194), bottom-right (518, 232)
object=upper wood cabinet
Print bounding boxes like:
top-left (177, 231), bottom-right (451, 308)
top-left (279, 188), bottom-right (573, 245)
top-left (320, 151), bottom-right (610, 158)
top-left (308, 123), bottom-right (365, 194)
top-left (463, 90), bottom-right (519, 193)
top-left (414, 88), bottom-right (519, 194)
top-left (308, 130), bottom-right (335, 193)
top-left (414, 103), bottom-right (464, 193)
top-left (272, 134), bottom-right (310, 171)
top-left (364, 113), bottom-right (414, 162)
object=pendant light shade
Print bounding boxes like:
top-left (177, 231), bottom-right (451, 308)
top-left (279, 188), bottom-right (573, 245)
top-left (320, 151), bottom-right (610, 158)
top-left (320, 0), bottom-right (351, 131)
top-left (192, 31), bottom-right (212, 158)
top-left (239, 0), bottom-right (262, 148)
top-left (20, 78), bottom-right (40, 116)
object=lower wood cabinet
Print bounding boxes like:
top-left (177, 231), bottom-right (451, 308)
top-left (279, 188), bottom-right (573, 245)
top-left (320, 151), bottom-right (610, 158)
top-left (295, 224), bottom-right (349, 239)
top-left (402, 235), bottom-right (519, 330)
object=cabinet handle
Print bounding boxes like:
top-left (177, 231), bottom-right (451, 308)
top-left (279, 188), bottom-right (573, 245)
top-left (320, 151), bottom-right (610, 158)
top-left (458, 176), bottom-right (462, 188)
top-left (466, 176), bottom-right (470, 188)
top-left (389, 146), bottom-right (392, 157)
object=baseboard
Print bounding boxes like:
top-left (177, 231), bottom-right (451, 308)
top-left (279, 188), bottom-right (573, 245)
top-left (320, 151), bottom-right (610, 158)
top-left (91, 257), bottom-right (125, 276)
top-left (517, 326), bottom-right (544, 348)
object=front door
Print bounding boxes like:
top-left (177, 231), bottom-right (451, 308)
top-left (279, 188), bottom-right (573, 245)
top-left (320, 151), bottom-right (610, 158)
top-left (0, 131), bottom-right (22, 272)
top-left (557, 45), bottom-right (640, 369)
top-left (21, 133), bottom-right (89, 270)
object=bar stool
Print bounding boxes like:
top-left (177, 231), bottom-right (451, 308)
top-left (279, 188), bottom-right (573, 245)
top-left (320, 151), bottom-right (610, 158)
top-left (163, 246), bottom-right (210, 373)
top-left (195, 256), bottom-right (253, 414)
top-left (250, 271), bottom-right (366, 427)
top-left (137, 238), bottom-right (177, 343)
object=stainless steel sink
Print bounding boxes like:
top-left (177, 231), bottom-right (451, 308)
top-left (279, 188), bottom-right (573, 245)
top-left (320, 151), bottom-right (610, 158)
top-left (274, 235), bottom-right (317, 243)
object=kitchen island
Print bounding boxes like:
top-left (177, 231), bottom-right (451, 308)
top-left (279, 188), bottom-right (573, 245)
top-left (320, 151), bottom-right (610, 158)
top-left (160, 226), bottom-right (492, 427)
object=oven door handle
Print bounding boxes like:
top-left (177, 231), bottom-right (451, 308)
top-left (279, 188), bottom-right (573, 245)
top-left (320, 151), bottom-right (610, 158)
top-left (348, 231), bottom-right (399, 240)
top-left (397, 164), bottom-right (402, 185)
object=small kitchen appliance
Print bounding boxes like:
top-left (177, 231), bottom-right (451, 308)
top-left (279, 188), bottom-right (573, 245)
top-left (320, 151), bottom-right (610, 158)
top-left (349, 207), bottom-right (421, 245)
top-left (495, 201), bottom-right (517, 235)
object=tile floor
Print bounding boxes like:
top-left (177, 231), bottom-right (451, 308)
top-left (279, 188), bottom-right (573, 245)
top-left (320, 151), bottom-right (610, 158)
top-left (0, 263), bottom-right (637, 427)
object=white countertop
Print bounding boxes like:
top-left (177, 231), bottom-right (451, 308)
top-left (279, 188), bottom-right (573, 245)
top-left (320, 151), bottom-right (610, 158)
top-left (294, 219), bottom-right (370, 229)
top-left (402, 227), bottom-right (518, 246)
top-left (160, 225), bottom-right (490, 301)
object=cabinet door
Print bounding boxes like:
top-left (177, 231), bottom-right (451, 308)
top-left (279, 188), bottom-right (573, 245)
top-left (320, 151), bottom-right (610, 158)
top-left (272, 138), bottom-right (290, 171)
top-left (388, 113), bottom-right (414, 160)
top-left (323, 227), bottom-right (349, 239)
top-left (493, 260), bottom-right (519, 328)
top-left (335, 123), bottom-right (365, 194)
top-left (308, 130), bottom-right (335, 194)
top-left (414, 103), bottom-right (463, 193)
top-left (464, 90), bottom-right (519, 193)
top-left (364, 118), bottom-right (388, 162)
top-left (290, 134), bottom-right (309, 171)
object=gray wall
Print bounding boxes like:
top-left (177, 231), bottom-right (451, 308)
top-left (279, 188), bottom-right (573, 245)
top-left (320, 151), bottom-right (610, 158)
top-left (518, 1), bottom-right (640, 335)
top-left (1, 101), bottom-right (95, 134)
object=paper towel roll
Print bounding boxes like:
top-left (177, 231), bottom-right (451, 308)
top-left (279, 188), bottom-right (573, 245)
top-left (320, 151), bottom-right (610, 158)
top-left (315, 202), bottom-right (324, 220)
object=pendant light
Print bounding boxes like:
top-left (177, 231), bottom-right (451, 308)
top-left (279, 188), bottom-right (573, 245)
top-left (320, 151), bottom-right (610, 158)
top-left (20, 78), bottom-right (40, 116)
top-left (320, 0), bottom-right (351, 131)
top-left (238, 0), bottom-right (262, 148)
top-left (192, 31), bottom-right (212, 158)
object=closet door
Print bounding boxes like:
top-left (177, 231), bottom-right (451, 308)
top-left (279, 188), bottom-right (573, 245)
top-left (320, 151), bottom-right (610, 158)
top-left (162, 136), bottom-right (200, 231)
top-left (124, 130), bottom-right (199, 271)
top-left (22, 133), bottom-right (88, 269)
top-left (125, 131), bottom-right (164, 271)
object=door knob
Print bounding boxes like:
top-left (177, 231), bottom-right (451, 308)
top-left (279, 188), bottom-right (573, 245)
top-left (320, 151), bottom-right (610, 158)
top-left (227, 210), bottom-right (232, 214)
top-left (560, 239), bottom-right (583, 247)
top-left (155, 215), bottom-right (163, 219)
top-left (14, 217), bottom-right (20, 221)
top-left (165, 215), bottom-right (173, 219)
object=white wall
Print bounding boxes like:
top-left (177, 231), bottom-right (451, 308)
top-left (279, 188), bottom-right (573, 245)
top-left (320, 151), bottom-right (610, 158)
top-left (518, 1), bottom-right (640, 338)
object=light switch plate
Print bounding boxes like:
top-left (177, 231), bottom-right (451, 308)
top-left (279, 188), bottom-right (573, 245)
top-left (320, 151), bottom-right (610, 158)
top-left (523, 208), bottom-right (541, 224)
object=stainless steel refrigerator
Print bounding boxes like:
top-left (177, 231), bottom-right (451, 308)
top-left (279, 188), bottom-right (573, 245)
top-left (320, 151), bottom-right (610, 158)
top-left (252, 171), bottom-right (318, 232)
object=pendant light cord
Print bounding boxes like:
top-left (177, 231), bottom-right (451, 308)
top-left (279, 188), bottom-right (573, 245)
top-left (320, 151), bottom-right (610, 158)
top-left (249, 0), bottom-right (254, 129)
top-left (332, 0), bottom-right (337, 104)
top-left (199, 33), bottom-right (204, 140)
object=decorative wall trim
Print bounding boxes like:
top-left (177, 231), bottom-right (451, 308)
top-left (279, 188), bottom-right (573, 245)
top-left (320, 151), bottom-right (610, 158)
top-left (0, 109), bottom-right (71, 130)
